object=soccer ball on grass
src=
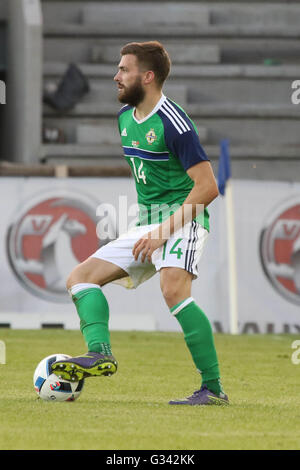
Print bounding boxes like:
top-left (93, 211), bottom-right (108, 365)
top-left (33, 354), bottom-right (84, 402)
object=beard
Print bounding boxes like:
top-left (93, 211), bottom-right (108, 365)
top-left (118, 76), bottom-right (145, 107)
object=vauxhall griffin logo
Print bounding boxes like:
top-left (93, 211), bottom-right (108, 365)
top-left (260, 196), bottom-right (300, 306)
top-left (6, 190), bottom-right (103, 303)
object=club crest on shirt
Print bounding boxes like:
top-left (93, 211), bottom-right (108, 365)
top-left (146, 129), bottom-right (157, 145)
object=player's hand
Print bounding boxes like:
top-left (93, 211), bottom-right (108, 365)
top-left (132, 229), bottom-right (167, 263)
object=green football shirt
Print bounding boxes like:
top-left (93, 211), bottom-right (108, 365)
top-left (118, 94), bottom-right (210, 231)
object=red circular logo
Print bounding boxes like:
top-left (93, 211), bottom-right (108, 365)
top-left (7, 190), bottom-right (105, 302)
top-left (260, 196), bottom-right (300, 305)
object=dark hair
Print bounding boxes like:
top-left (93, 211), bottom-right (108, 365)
top-left (120, 41), bottom-right (171, 87)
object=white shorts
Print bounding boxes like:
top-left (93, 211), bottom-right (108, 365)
top-left (92, 221), bottom-right (209, 289)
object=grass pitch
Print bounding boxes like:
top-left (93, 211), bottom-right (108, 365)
top-left (0, 329), bottom-right (299, 450)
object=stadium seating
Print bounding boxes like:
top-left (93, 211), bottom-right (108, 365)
top-left (40, 1), bottom-right (300, 179)
top-left (0, 2), bottom-right (7, 159)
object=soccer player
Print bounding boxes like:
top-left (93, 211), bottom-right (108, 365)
top-left (52, 41), bottom-right (229, 406)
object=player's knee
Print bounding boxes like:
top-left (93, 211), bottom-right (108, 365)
top-left (66, 268), bottom-right (78, 290)
top-left (161, 282), bottom-right (180, 307)
top-left (160, 269), bottom-right (192, 308)
top-left (66, 263), bottom-right (88, 290)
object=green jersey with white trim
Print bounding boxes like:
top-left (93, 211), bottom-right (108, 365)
top-left (118, 94), bottom-right (210, 231)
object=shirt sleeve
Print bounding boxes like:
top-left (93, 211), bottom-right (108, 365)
top-left (167, 129), bottom-right (209, 171)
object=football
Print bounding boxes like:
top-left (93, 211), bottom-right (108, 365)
top-left (33, 354), bottom-right (84, 402)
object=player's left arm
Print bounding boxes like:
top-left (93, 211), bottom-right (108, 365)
top-left (159, 160), bottom-right (218, 238)
top-left (133, 161), bottom-right (219, 263)
top-left (183, 160), bottom-right (219, 212)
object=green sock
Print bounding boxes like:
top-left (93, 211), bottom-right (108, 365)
top-left (204, 378), bottom-right (224, 396)
top-left (171, 298), bottom-right (224, 396)
top-left (71, 286), bottom-right (112, 355)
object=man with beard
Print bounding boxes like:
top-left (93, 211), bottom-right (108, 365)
top-left (52, 41), bottom-right (229, 406)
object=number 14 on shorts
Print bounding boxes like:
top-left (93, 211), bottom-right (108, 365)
top-left (162, 238), bottom-right (183, 260)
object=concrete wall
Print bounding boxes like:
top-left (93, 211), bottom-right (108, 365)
top-left (0, 0), bottom-right (7, 19)
top-left (5, 0), bottom-right (42, 163)
top-left (0, 0), bottom-right (7, 160)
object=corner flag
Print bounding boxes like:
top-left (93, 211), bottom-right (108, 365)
top-left (217, 139), bottom-right (231, 196)
top-left (217, 139), bottom-right (238, 334)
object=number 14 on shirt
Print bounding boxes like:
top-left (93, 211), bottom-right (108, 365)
top-left (130, 158), bottom-right (147, 184)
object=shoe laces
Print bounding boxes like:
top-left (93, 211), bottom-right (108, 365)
top-left (190, 387), bottom-right (207, 398)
